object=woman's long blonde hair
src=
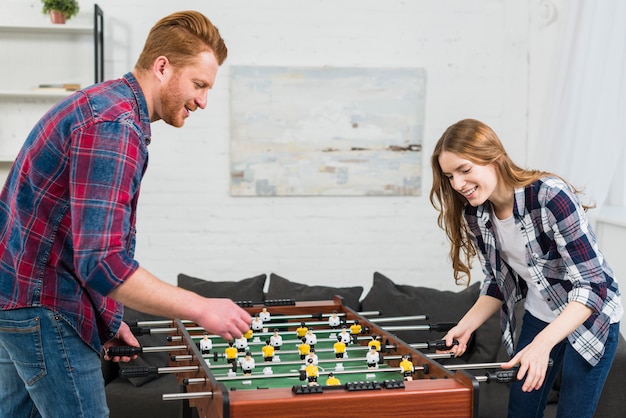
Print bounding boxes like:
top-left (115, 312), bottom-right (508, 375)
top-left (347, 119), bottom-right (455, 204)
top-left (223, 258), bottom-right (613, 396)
top-left (429, 119), bottom-right (559, 285)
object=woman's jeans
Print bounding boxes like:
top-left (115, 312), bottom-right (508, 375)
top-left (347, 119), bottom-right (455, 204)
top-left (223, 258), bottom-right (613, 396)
top-left (508, 311), bottom-right (619, 418)
top-left (0, 307), bottom-right (109, 418)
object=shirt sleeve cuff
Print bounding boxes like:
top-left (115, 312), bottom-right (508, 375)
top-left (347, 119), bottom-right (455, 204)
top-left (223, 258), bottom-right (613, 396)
top-left (568, 286), bottom-right (603, 314)
top-left (85, 251), bottom-right (140, 296)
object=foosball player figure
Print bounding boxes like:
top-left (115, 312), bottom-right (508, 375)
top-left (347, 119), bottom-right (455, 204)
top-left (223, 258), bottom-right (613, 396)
top-left (199, 332), bottom-right (212, 355)
top-left (225, 341), bottom-right (238, 365)
top-left (325, 372), bottom-right (341, 386)
top-left (270, 328), bottom-right (283, 351)
top-left (296, 322), bottom-right (308, 339)
top-left (259, 307), bottom-right (271, 322)
top-left (298, 337), bottom-right (311, 360)
top-left (262, 339), bottom-right (275, 362)
top-left (304, 327), bottom-right (317, 348)
top-left (338, 326), bottom-right (351, 344)
top-left (399, 354), bottom-right (414, 381)
top-left (305, 358), bottom-right (319, 385)
top-left (349, 319), bottom-right (362, 344)
top-left (328, 310), bottom-right (341, 329)
top-left (251, 315), bottom-right (263, 332)
top-left (366, 346), bottom-right (380, 369)
top-left (239, 351), bottom-right (255, 376)
top-left (235, 335), bottom-right (249, 353)
top-left (305, 347), bottom-right (318, 365)
top-left (243, 328), bottom-right (254, 340)
top-left (334, 335), bottom-right (347, 359)
top-left (368, 334), bottom-right (381, 351)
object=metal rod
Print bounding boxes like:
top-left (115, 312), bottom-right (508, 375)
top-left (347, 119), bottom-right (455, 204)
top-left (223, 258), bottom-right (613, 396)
top-left (157, 366), bottom-right (199, 374)
top-left (163, 391), bottom-right (213, 401)
top-left (382, 325), bottom-right (438, 331)
top-left (369, 315), bottom-right (428, 323)
top-left (444, 362), bottom-right (509, 371)
top-left (133, 310), bottom-right (382, 328)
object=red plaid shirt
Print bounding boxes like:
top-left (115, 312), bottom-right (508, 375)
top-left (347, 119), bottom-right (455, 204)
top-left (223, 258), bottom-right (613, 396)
top-left (0, 73), bottom-right (151, 353)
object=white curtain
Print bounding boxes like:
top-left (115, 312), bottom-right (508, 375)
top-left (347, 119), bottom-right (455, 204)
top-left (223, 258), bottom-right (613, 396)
top-left (531, 0), bottom-right (626, 209)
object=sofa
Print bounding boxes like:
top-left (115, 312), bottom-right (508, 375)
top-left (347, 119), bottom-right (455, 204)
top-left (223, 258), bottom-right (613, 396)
top-left (103, 271), bottom-right (626, 418)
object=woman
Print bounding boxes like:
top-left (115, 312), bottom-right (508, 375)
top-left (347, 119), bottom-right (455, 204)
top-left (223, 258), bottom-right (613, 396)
top-left (429, 118), bottom-right (622, 417)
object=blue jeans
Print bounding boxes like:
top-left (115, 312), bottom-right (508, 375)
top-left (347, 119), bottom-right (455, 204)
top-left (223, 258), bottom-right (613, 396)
top-left (0, 307), bottom-right (109, 418)
top-left (508, 311), bottom-right (619, 418)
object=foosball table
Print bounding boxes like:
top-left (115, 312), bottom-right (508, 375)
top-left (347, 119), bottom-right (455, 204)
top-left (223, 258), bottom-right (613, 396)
top-left (111, 297), bottom-right (517, 418)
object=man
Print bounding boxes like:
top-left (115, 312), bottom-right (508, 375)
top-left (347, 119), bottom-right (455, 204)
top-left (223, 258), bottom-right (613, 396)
top-left (0, 11), bottom-right (251, 418)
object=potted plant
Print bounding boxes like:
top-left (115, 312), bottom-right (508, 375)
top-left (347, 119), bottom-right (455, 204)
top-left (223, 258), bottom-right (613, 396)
top-left (41, 0), bottom-right (80, 24)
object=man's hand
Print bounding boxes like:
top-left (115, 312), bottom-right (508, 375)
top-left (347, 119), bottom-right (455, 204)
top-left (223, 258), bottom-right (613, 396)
top-left (103, 322), bottom-right (140, 363)
top-left (193, 298), bottom-right (252, 341)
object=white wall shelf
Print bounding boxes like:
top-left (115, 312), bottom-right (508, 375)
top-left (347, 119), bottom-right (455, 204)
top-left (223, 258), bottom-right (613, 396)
top-left (0, 89), bottom-right (74, 99)
top-left (0, 23), bottom-right (92, 34)
top-left (0, 4), bottom-right (103, 163)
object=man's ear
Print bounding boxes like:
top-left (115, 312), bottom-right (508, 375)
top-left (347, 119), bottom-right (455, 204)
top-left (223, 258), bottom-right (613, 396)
top-left (153, 56), bottom-right (170, 81)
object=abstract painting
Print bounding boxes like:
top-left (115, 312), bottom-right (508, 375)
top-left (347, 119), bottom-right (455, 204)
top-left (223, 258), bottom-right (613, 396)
top-left (229, 66), bottom-right (426, 196)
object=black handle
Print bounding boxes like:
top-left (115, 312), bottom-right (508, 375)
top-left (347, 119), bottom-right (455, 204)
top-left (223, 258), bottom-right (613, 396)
top-left (119, 366), bottom-right (158, 379)
top-left (129, 326), bottom-right (152, 336)
top-left (428, 339), bottom-right (459, 350)
top-left (430, 322), bottom-right (457, 332)
top-left (106, 345), bottom-right (143, 358)
top-left (486, 369), bottom-right (518, 383)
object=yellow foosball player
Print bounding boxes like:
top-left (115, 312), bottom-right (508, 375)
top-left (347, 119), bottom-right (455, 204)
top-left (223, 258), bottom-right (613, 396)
top-left (399, 354), bottom-right (414, 381)
top-left (305, 358), bottom-right (319, 385)
top-left (262, 340), bottom-right (275, 362)
top-left (296, 322), bottom-right (308, 339)
top-left (325, 372), bottom-right (341, 386)
top-left (298, 338), bottom-right (311, 360)
top-left (333, 335), bottom-right (347, 359)
top-left (225, 341), bottom-right (238, 365)
top-left (368, 334), bottom-right (381, 351)
top-left (349, 320), bottom-right (362, 344)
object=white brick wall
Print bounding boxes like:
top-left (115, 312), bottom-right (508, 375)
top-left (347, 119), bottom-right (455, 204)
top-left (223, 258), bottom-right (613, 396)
top-left (0, 0), bottom-right (569, 296)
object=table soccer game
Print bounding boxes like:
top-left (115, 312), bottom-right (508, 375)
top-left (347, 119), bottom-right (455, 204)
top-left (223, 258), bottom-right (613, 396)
top-left (105, 296), bottom-right (520, 418)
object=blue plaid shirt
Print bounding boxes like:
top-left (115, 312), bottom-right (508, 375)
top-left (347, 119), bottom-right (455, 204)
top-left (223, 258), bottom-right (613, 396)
top-left (465, 177), bottom-right (622, 366)
top-left (0, 73), bottom-right (151, 353)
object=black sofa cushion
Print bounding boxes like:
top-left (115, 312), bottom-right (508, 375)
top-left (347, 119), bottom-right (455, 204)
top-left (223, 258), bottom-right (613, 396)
top-left (106, 373), bottom-right (185, 418)
top-left (267, 273), bottom-right (363, 311)
top-left (360, 272), bottom-right (503, 363)
top-left (177, 273), bottom-right (267, 303)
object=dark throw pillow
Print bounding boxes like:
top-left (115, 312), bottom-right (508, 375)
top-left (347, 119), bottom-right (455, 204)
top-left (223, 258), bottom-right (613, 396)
top-left (360, 271), bottom-right (502, 363)
top-left (177, 273), bottom-right (267, 303)
top-left (266, 273), bottom-right (363, 311)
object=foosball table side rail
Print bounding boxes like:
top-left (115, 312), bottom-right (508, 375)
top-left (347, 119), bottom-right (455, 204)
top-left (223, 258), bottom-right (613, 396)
top-left (169, 318), bottom-right (230, 418)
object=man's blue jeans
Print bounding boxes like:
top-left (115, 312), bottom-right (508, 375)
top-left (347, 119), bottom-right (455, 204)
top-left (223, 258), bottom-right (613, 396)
top-left (0, 307), bottom-right (109, 418)
top-left (508, 311), bottom-right (619, 418)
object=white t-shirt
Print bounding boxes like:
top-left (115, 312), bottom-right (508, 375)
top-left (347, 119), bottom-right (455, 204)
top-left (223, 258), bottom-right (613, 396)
top-left (492, 214), bottom-right (557, 322)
